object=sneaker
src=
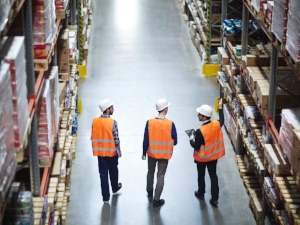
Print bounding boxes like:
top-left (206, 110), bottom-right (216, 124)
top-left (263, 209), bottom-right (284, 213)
top-left (210, 199), bottom-right (218, 207)
top-left (194, 191), bottom-right (204, 200)
top-left (147, 190), bottom-right (153, 198)
top-left (104, 201), bottom-right (109, 204)
top-left (113, 183), bottom-right (122, 194)
top-left (153, 199), bottom-right (165, 208)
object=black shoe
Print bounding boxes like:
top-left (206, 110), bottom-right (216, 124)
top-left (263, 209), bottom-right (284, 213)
top-left (195, 191), bottom-right (204, 200)
top-left (210, 199), bottom-right (218, 207)
top-left (113, 183), bottom-right (122, 193)
top-left (153, 199), bottom-right (165, 208)
top-left (147, 190), bottom-right (153, 198)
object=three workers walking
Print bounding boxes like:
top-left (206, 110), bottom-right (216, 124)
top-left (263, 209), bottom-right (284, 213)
top-left (91, 98), bottom-right (225, 208)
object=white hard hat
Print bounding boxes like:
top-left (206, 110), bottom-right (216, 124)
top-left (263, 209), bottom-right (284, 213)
top-left (156, 99), bottom-right (171, 111)
top-left (196, 104), bottom-right (213, 117)
top-left (99, 99), bottom-right (114, 112)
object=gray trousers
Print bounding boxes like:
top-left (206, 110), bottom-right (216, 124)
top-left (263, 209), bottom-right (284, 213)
top-left (147, 156), bottom-right (169, 201)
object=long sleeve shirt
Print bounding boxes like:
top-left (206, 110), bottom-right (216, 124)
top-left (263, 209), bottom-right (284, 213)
top-left (142, 118), bottom-right (177, 156)
top-left (189, 109), bottom-right (224, 150)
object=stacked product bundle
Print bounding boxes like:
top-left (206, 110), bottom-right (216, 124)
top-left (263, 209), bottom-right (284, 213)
top-left (0, 0), bottom-right (14, 32)
top-left (32, 0), bottom-right (57, 59)
top-left (278, 108), bottom-right (300, 164)
top-left (37, 80), bottom-right (53, 163)
top-left (271, 0), bottom-right (288, 43)
top-left (286, 0), bottom-right (300, 63)
top-left (252, 0), bottom-right (267, 12)
top-left (49, 66), bottom-right (60, 136)
top-left (0, 62), bottom-right (16, 205)
top-left (55, 0), bottom-right (69, 11)
top-left (0, 37), bottom-right (29, 149)
top-left (264, 1), bottom-right (274, 24)
top-left (3, 183), bottom-right (34, 224)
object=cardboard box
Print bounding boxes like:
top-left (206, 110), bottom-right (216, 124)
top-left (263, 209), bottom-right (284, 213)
top-left (33, 44), bottom-right (50, 59)
top-left (247, 55), bottom-right (257, 66)
top-left (58, 62), bottom-right (69, 74)
top-left (291, 148), bottom-right (299, 174)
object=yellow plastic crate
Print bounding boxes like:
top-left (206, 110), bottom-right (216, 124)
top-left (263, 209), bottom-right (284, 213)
top-left (202, 64), bottom-right (220, 76)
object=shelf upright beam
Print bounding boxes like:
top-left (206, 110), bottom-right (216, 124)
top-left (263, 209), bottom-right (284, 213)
top-left (23, 0), bottom-right (40, 197)
top-left (71, 0), bottom-right (77, 25)
top-left (221, 0), bottom-right (228, 25)
top-left (268, 45), bottom-right (278, 122)
top-left (205, 0), bottom-right (212, 63)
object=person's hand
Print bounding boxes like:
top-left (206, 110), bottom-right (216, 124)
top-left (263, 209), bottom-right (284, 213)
top-left (219, 98), bottom-right (223, 109)
top-left (142, 155), bottom-right (146, 160)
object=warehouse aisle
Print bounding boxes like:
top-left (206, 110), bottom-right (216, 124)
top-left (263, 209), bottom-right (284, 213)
top-left (66, 0), bottom-right (255, 224)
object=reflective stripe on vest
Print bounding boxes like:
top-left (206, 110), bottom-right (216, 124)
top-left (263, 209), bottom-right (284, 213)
top-left (193, 120), bottom-right (225, 162)
top-left (147, 118), bottom-right (174, 160)
top-left (91, 117), bottom-right (117, 157)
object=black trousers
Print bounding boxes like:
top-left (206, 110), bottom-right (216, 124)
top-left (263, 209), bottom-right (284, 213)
top-left (97, 155), bottom-right (119, 201)
top-left (197, 159), bottom-right (219, 200)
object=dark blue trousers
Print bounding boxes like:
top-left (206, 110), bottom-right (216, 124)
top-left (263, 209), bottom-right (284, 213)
top-left (97, 155), bottom-right (119, 201)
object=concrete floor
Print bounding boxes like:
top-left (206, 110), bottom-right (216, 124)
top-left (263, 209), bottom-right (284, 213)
top-left (66, 0), bottom-right (256, 224)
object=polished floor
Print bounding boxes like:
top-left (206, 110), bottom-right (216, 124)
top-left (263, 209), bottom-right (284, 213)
top-left (66, 0), bottom-right (256, 224)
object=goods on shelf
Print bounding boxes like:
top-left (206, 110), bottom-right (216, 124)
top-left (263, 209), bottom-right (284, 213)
top-left (32, 0), bottom-right (57, 59)
top-left (0, 62), bottom-right (16, 205)
top-left (279, 108), bottom-right (300, 167)
top-left (222, 19), bottom-right (242, 35)
top-left (55, 0), bottom-right (68, 11)
top-left (58, 29), bottom-right (69, 74)
top-left (68, 26), bottom-right (78, 64)
top-left (252, 0), bottom-right (267, 13)
top-left (37, 79), bottom-right (54, 164)
top-left (271, 0), bottom-right (288, 44)
top-left (3, 183), bottom-right (34, 224)
top-left (0, 0), bottom-right (15, 33)
top-left (263, 1), bottom-right (274, 24)
top-left (32, 196), bottom-right (48, 225)
top-left (264, 144), bottom-right (289, 176)
top-left (286, 0), bottom-right (300, 63)
top-left (49, 66), bottom-right (60, 137)
top-left (0, 36), bottom-right (29, 149)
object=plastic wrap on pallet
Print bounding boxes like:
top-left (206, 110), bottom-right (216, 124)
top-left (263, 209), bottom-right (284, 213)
top-left (37, 80), bottom-right (53, 159)
top-left (245, 106), bottom-right (259, 121)
top-left (55, 0), bottom-right (68, 11)
top-left (0, 0), bottom-right (15, 33)
top-left (222, 19), bottom-right (242, 35)
top-left (0, 62), bottom-right (16, 204)
top-left (252, 0), bottom-right (268, 12)
top-left (49, 66), bottom-right (59, 136)
top-left (286, 0), bottom-right (300, 62)
top-left (0, 37), bottom-right (29, 149)
top-left (3, 191), bottom-right (34, 224)
top-left (32, 0), bottom-right (57, 45)
top-left (271, 0), bottom-right (288, 43)
top-left (279, 108), bottom-right (300, 162)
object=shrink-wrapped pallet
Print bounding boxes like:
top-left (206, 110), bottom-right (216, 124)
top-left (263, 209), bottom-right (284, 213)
top-left (0, 37), bottom-right (29, 149)
top-left (286, 0), bottom-right (300, 63)
top-left (0, 62), bottom-right (16, 204)
top-left (279, 108), bottom-right (300, 163)
top-left (264, 144), bottom-right (290, 175)
top-left (0, 0), bottom-right (14, 33)
top-left (252, 0), bottom-right (267, 12)
top-left (49, 66), bottom-right (59, 136)
top-left (271, 0), bottom-right (288, 43)
top-left (37, 80), bottom-right (53, 159)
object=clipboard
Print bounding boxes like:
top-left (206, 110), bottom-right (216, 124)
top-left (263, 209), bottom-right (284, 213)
top-left (185, 129), bottom-right (195, 137)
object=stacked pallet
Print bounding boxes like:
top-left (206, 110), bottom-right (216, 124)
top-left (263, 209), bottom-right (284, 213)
top-left (271, 0), bottom-right (288, 44)
top-left (286, 1), bottom-right (300, 64)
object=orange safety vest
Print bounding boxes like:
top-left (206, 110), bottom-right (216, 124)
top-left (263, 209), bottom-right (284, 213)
top-left (147, 118), bottom-right (174, 160)
top-left (193, 120), bottom-right (225, 162)
top-left (91, 117), bottom-right (117, 157)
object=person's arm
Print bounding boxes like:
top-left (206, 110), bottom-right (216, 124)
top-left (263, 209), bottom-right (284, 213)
top-left (142, 121), bottom-right (149, 157)
top-left (218, 98), bottom-right (224, 127)
top-left (91, 119), bottom-right (94, 140)
top-left (171, 122), bottom-right (177, 146)
top-left (112, 120), bottom-right (120, 146)
top-left (190, 129), bottom-right (204, 149)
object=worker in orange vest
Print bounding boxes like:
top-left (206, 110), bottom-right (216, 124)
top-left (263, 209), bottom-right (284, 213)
top-left (189, 99), bottom-right (225, 207)
top-left (91, 99), bottom-right (122, 204)
top-left (142, 99), bottom-right (177, 208)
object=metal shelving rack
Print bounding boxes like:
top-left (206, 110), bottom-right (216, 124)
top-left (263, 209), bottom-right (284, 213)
top-left (0, 0), bottom-right (78, 222)
top-left (220, 0), bottom-right (300, 224)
